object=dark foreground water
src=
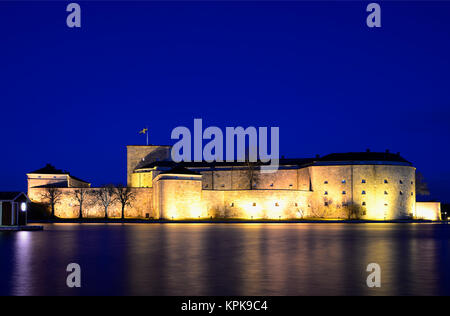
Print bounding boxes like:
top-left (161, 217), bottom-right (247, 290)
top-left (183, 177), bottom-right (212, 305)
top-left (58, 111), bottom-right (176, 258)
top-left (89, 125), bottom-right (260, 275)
top-left (1, 223), bottom-right (450, 296)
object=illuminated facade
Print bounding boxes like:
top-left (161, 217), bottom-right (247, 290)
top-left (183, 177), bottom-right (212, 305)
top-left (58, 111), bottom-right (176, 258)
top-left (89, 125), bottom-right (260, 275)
top-left (27, 146), bottom-right (441, 221)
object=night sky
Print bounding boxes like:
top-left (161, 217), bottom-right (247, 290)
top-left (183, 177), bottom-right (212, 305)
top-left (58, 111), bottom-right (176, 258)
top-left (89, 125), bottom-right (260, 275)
top-left (0, 1), bottom-right (449, 202)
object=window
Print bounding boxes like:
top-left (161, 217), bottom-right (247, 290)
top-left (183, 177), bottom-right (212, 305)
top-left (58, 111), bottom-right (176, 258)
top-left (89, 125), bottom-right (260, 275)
top-left (362, 202), bottom-right (366, 206)
top-left (342, 179), bottom-right (346, 184)
top-left (411, 181), bottom-right (414, 185)
top-left (362, 179), bottom-right (366, 184)
top-left (362, 211), bottom-right (367, 216)
top-left (253, 203), bottom-right (257, 207)
top-left (289, 184), bottom-right (293, 187)
top-left (362, 190), bottom-right (366, 195)
top-left (384, 203), bottom-right (388, 206)
top-left (400, 191), bottom-right (403, 195)
top-left (384, 191), bottom-right (388, 195)
top-left (342, 191), bottom-right (346, 195)
top-left (205, 184), bottom-right (209, 188)
top-left (384, 179), bottom-right (388, 184)
top-left (295, 203), bottom-right (298, 207)
top-left (230, 203), bottom-right (234, 207)
top-left (399, 180), bottom-right (403, 184)
top-left (270, 183), bottom-right (274, 187)
top-left (324, 202), bottom-right (329, 206)
top-left (411, 192), bottom-right (414, 196)
top-left (324, 191), bottom-right (328, 195)
top-left (275, 203), bottom-right (279, 207)
top-left (324, 181), bottom-right (328, 184)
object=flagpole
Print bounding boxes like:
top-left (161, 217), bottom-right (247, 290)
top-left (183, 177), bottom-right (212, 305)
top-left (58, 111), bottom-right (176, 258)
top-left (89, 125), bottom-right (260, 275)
top-left (146, 127), bottom-right (149, 146)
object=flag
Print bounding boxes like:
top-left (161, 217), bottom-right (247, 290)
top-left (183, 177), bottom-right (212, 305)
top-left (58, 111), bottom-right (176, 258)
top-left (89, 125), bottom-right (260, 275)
top-left (139, 128), bottom-right (148, 135)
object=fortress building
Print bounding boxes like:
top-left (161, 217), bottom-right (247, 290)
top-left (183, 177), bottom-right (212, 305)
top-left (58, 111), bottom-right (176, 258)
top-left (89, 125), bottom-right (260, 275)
top-left (27, 145), bottom-right (441, 221)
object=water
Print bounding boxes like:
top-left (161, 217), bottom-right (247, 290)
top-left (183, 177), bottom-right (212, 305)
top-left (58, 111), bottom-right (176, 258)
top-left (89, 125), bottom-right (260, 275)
top-left (0, 223), bottom-right (449, 296)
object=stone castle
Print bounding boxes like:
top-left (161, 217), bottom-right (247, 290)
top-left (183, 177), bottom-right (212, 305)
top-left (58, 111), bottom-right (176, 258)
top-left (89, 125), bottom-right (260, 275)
top-left (27, 145), bottom-right (441, 221)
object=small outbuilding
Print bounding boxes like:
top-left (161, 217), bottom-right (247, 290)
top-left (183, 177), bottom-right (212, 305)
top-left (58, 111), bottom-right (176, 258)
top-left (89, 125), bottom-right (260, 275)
top-left (0, 192), bottom-right (30, 226)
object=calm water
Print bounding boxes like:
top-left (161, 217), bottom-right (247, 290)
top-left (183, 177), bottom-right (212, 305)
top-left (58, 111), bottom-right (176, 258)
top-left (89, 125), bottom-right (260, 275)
top-left (1, 223), bottom-right (450, 296)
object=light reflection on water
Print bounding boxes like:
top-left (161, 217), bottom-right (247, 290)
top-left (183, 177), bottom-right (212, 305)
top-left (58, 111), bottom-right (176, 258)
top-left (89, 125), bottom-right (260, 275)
top-left (1, 223), bottom-right (449, 296)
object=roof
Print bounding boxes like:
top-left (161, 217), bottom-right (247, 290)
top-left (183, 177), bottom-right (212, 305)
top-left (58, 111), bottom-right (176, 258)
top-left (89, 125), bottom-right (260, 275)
top-left (29, 164), bottom-right (67, 175)
top-left (138, 158), bottom-right (315, 170)
top-left (0, 192), bottom-right (28, 201)
top-left (318, 152), bottom-right (411, 164)
top-left (28, 164), bottom-right (90, 184)
top-left (159, 166), bottom-right (201, 176)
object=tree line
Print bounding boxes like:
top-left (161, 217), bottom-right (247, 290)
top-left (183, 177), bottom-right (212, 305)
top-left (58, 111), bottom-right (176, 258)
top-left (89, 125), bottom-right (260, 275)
top-left (40, 184), bottom-right (135, 220)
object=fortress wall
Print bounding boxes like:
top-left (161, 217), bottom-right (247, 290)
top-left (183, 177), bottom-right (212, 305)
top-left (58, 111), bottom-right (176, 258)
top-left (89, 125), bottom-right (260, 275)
top-left (28, 187), bottom-right (154, 219)
top-left (308, 164), bottom-right (415, 219)
top-left (131, 171), bottom-right (153, 188)
top-left (202, 189), bottom-right (312, 219)
top-left (415, 202), bottom-right (441, 220)
top-left (154, 177), bottom-right (204, 219)
top-left (255, 169), bottom-right (299, 190)
top-left (297, 168), bottom-right (311, 191)
top-left (27, 175), bottom-right (68, 191)
top-left (127, 145), bottom-right (171, 186)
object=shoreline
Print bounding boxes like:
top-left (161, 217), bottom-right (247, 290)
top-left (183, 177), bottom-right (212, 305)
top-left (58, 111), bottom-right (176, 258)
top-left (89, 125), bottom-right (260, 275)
top-left (28, 219), bottom-right (442, 224)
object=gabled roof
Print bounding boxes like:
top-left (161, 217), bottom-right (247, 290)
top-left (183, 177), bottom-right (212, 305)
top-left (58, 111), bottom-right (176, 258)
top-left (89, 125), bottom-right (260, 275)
top-left (0, 192), bottom-right (28, 201)
top-left (29, 164), bottom-right (67, 175)
top-left (28, 164), bottom-right (90, 184)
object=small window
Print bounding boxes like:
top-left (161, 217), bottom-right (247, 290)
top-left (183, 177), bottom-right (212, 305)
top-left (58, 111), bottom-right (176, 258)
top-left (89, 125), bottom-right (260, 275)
top-left (275, 203), bottom-right (279, 207)
top-left (324, 202), bottom-right (329, 206)
top-left (362, 211), bottom-right (367, 216)
top-left (253, 203), bottom-right (256, 206)
top-left (384, 179), bottom-right (388, 184)
top-left (384, 191), bottom-right (388, 195)
top-left (399, 180), bottom-right (403, 184)
top-left (411, 181), bottom-right (414, 185)
top-left (342, 179), bottom-right (346, 184)
top-left (342, 202), bottom-right (347, 207)
top-left (362, 190), bottom-right (366, 195)
top-left (324, 181), bottom-right (328, 184)
top-left (205, 184), bottom-right (209, 188)
top-left (362, 179), bottom-right (366, 184)
top-left (384, 203), bottom-right (388, 206)
top-left (362, 202), bottom-right (366, 206)
top-left (400, 191), bottom-right (403, 195)
top-left (411, 192), bottom-right (414, 196)
top-left (230, 203), bottom-right (234, 207)
top-left (324, 191), bottom-right (328, 195)
top-left (342, 191), bottom-right (346, 195)
top-left (295, 203), bottom-right (298, 207)
top-left (221, 184), bottom-right (225, 187)
top-left (270, 183), bottom-right (274, 187)
top-left (289, 184), bottom-right (293, 187)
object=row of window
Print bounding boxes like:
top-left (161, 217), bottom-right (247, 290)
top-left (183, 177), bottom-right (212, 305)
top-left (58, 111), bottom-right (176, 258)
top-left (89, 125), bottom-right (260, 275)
top-left (229, 202), bottom-right (309, 208)
top-left (324, 179), bottom-right (414, 185)
top-left (324, 191), bottom-right (413, 196)
top-left (324, 201), bottom-right (390, 207)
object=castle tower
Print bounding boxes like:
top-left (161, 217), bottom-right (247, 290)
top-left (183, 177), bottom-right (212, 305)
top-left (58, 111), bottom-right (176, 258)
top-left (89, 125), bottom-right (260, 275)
top-left (126, 145), bottom-right (172, 186)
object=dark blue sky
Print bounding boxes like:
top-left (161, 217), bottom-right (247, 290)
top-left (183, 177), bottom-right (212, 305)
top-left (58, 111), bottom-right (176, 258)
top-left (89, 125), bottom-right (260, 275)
top-left (0, 1), bottom-right (449, 202)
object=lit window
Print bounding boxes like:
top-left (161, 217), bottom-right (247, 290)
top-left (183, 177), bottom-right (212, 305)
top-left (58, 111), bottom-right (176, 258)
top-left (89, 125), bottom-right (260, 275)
top-left (384, 179), bottom-right (388, 184)
top-left (324, 191), bottom-right (328, 195)
top-left (362, 179), bottom-right (366, 184)
top-left (342, 191), bottom-right (346, 195)
top-left (362, 190), bottom-right (366, 195)
top-left (20, 202), bottom-right (27, 212)
top-left (342, 179), bottom-right (346, 184)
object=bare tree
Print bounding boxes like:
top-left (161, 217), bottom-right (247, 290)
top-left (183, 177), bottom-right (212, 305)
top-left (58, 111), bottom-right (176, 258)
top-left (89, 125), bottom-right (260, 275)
top-left (113, 184), bottom-right (135, 220)
top-left (91, 185), bottom-right (116, 219)
top-left (72, 188), bottom-right (89, 219)
top-left (343, 202), bottom-right (363, 220)
top-left (415, 171), bottom-right (430, 196)
top-left (41, 187), bottom-right (63, 218)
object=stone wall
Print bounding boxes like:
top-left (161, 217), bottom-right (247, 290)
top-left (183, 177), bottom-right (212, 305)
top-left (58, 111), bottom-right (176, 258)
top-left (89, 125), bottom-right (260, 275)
top-left (29, 187), bottom-right (154, 219)
top-left (308, 164), bottom-right (416, 220)
top-left (416, 202), bottom-right (441, 220)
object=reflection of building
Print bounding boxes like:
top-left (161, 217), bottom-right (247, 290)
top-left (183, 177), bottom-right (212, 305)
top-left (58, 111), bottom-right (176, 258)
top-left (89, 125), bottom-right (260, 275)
top-left (26, 145), bottom-right (441, 221)
top-left (0, 192), bottom-right (29, 226)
